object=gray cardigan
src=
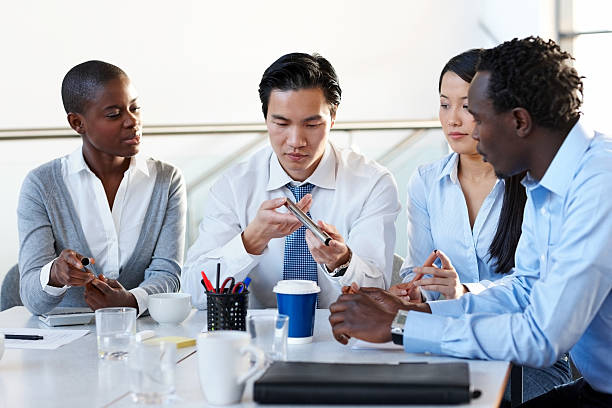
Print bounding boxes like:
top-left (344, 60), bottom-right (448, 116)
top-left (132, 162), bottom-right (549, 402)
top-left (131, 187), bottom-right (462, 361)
top-left (17, 157), bottom-right (186, 315)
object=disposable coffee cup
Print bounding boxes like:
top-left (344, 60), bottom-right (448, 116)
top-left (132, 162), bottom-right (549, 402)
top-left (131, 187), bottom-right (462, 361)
top-left (273, 280), bottom-right (320, 344)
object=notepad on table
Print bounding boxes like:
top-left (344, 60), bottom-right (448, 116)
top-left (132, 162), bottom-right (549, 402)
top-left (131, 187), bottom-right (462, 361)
top-left (143, 336), bottom-right (196, 348)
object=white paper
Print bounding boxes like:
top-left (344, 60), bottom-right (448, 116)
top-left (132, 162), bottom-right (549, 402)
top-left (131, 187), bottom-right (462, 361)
top-left (351, 339), bottom-right (404, 351)
top-left (1, 327), bottom-right (90, 350)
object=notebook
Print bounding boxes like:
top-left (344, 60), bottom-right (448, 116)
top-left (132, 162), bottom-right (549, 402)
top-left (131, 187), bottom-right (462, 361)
top-left (143, 336), bottom-right (196, 349)
top-left (253, 361), bottom-right (474, 405)
top-left (39, 307), bottom-right (95, 326)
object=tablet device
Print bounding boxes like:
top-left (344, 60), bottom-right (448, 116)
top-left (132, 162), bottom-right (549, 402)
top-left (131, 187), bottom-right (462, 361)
top-left (39, 307), bottom-right (95, 327)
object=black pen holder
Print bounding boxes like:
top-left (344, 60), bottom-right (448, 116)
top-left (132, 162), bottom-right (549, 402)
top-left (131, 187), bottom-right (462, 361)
top-left (206, 290), bottom-right (249, 331)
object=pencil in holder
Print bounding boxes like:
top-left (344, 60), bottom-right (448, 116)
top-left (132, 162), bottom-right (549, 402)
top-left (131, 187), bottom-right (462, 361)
top-left (206, 290), bottom-right (249, 331)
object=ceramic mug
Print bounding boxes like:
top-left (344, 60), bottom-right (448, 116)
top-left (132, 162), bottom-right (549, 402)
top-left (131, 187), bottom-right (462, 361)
top-left (197, 331), bottom-right (265, 405)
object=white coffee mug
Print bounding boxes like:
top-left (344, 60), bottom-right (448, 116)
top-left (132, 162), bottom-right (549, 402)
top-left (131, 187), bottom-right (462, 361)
top-left (197, 331), bottom-right (265, 405)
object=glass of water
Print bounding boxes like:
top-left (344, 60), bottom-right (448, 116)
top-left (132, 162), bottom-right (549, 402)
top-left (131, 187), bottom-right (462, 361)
top-left (128, 340), bottom-right (177, 404)
top-left (95, 307), bottom-right (136, 360)
top-left (247, 312), bottom-right (289, 365)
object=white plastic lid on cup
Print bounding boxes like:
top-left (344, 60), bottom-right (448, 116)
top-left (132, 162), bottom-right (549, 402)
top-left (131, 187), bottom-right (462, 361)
top-left (273, 280), bottom-right (321, 295)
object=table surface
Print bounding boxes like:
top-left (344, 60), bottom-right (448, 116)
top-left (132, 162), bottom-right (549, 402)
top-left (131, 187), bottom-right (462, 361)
top-left (0, 307), bottom-right (510, 408)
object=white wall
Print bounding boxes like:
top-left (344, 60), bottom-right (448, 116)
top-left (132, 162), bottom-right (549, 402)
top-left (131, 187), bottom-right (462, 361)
top-left (0, 0), bottom-right (556, 128)
top-left (0, 0), bottom-right (560, 283)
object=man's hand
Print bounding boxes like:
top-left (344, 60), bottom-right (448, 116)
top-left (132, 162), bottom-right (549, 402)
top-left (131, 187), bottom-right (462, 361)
top-left (413, 250), bottom-right (467, 299)
top-left (330, 286), bottom-right (432, 345)
top-left (48, 249), bottom-right (95, 287)
top-left (242, 195), bottom-right (312, 255)
top-left (356, 286), bottom-right (415, 315)
top-left (329, 292), bottom-right (396, 344)
top-left (84, 275), bottom-right (138, 312)
top-left (305, 221), bottom-right (350, 271)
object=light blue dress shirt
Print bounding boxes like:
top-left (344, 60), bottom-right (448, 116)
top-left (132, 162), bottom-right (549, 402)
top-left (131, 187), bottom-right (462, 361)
top-left (401, 152), bottom-right (506, 300)
top-left (403, 121), bottom-right (612, 394)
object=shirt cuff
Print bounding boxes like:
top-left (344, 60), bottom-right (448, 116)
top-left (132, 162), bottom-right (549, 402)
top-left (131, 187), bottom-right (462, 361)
top-left (464, 282), bottom-right (488, 295)
top-left (40, 258), bottom-right (69, 296)
top-left (318, 255), bottom-right (356, 283)
top-left (226, 232), bottom-right (264, 269)
top-left (129, 287), bottom-right (149, 317)
top-left (402, 310), bottom-right (448, 355)
top-left (427, 298), bottom-right (466, 318)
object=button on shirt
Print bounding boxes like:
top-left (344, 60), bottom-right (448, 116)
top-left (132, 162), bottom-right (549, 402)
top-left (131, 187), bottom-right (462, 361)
top-left (403, 121), bottom-right (612, 394)
top-left (400, 153), bottom-right (505, 300)
top-left (182, 143), bottom-right (401, 309)
top-left (39, 148), bottom-right (156, 315)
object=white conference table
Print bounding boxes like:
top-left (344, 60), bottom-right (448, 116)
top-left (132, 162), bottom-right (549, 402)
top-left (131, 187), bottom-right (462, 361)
top-left (0, 306), bottom-right (510, 408)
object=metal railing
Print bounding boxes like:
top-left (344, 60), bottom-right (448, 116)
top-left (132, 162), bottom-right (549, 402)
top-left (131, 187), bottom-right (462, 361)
top-left (0, 119), bottom-right (440, 140)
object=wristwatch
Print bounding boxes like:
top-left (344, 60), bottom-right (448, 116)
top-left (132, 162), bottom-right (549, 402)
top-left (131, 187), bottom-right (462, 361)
top-left (391, 310), bottom-right (410, 345)
top-left (326, 248), bottom-right (352, 278)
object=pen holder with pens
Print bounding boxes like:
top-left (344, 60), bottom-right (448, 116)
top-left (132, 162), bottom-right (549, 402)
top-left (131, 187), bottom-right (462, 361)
top-left (206, 290), bottom-right (249, 331)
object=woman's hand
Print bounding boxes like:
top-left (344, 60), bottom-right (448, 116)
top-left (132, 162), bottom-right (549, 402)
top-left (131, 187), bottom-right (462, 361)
top-left (84, 275), bottom-right (138, 312)
top-left (388, 250), bottom-right (439, 303)
top-left (413, 250), bottom-right (467, 299)
top-left (48, 249), bottom-right (95, 287)
top-left (388, 282), bottom-right (423, 303)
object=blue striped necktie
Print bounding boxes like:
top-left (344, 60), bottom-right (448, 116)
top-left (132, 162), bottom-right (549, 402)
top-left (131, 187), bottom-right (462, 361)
top-left (283, 183), bottom-right (318, 284)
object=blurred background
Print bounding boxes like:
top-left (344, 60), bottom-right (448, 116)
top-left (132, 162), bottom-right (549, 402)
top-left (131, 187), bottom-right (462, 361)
top-left (0, 0), bottom-right (610, 283)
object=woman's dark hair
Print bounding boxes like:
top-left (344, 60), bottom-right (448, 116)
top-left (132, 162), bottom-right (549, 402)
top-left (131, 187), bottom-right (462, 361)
top-left (441, 49), bottom-right (527, 274)
top-left (61, 60), bottom-right (127, 114)
top-left (439, 48), bottom-right (483, 92)
top-left (489, 173), bottom-right (527, 274)
top-left (258, 52), bottom-right (341, 118)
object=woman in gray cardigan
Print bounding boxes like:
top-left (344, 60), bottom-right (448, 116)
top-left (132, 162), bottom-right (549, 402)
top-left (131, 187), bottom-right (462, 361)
top-left (17, 61), bottom-right (186, 316)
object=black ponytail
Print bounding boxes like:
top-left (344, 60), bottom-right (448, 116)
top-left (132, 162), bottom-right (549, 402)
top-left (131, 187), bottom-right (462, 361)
top-left (488, 173), bottom-right (527, 274)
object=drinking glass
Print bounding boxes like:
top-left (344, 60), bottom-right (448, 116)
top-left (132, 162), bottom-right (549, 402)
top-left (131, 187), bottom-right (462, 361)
top-left (128, 340), bottom-right (177, 404)
top-left (247, 312), bottom-right (289, 364)
top-left (95, 307), bottom-right (136, 360)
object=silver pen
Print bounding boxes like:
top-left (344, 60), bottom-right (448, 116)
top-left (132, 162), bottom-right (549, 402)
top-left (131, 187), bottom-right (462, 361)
top-left (284, 198), bottom-right (332, 246)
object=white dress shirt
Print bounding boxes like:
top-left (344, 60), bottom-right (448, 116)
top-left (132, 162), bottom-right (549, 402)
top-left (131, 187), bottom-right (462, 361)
top-left (183, 142), bottom-right (400, 309)
top-left (39, 148), bottom-right (156, 314)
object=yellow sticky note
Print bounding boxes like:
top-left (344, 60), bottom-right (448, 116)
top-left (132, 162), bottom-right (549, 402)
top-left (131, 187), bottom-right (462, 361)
top-left (143, 336), bottom-right (196, 349)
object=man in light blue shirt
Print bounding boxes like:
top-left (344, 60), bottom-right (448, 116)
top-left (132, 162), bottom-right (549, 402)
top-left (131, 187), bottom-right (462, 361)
top-left (329, 37), bottom-right (612, 407)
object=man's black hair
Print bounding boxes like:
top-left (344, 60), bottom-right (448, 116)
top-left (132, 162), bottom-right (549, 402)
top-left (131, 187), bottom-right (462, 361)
top-left (258, 53), bottom-right (341, 118)
top-left (477, 36), bottom-right (583, 131)
top-left (61, 60), bottom-right (127, 114)
top-left (438, 48), bottom-right (483, 92)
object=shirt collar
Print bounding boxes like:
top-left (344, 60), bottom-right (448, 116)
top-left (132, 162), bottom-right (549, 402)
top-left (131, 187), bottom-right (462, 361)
top-left (438, 152), bottom-right (460, 184)
top-left (267, 143), bottom-right (337, 191)
top-left (525, 119), bottom-right (592, 196)
top-left (66, 148), bottom-right (150, 177)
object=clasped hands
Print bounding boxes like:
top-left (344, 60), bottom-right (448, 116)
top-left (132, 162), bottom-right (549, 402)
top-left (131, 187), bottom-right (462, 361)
top-left (242, 195), bottom-right (350, 271)
top-left (329, 283), bottom-right (431, 344)
top-left (49, 249), bottom-right (138, 312)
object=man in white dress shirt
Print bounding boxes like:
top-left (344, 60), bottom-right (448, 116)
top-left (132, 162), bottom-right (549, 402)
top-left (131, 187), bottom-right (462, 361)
top-left (182, 53), bottom-right (400, 309)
